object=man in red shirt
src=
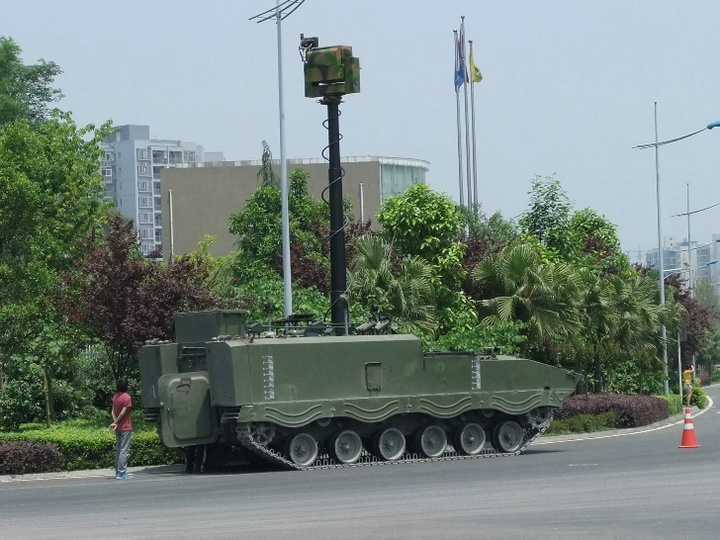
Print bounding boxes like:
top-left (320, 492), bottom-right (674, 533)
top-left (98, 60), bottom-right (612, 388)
top-left (110, 377), bottom-right (133, 479)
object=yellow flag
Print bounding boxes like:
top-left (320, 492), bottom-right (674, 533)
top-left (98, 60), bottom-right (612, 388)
top-left (470, 51), bottom-right (483, 83)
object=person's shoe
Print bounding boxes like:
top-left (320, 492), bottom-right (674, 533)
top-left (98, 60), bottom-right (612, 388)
top-left (115, 473), bottom-right (133, 479)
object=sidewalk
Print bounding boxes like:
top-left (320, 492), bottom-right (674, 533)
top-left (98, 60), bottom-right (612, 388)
top-left (0, 463), bottom-right (186, 483)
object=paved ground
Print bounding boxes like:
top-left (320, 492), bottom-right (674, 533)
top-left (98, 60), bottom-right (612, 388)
top-left (2, 400), bottom-right (711, 483)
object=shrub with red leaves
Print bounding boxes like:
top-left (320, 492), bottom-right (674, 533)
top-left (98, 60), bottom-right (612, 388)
top-left (555, 393), bottom-right (669, 429)
top-left (56, 214), bottom-right (217, 379)
top-left (0, 441), bottom-right (65, 475)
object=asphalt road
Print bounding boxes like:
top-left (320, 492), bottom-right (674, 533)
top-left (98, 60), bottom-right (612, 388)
top-left (2, 386), bottom-right (720, 539)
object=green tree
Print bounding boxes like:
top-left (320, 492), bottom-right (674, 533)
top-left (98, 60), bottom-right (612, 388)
top-left (607, 274), bottom-right (663, 393)
top-left (379, 183), bottom-right (463, 261)
top-left (378, 184), bottom-right (467, 334)
top-left (459, 206), bottom-right (518, 303)
top-left (569, 208), bottom-right (631, 276)
top-left (472, 243), bottom-right (583, 357)
top-left (576, 270), bottom-right (616, 391)
top-left (227, 167), bottom-right (329, 287)
top-left (518, 175), bottom-right (574, 259)
top-left (0, 37), bottom-right (62, 125)
top-left (0, 114), bottom-right (109, 428)
top-left (349, 235), bottom-right (436, 335)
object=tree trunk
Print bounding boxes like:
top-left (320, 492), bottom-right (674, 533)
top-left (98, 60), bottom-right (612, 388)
top-left (42, 368), bottom-right (52, 428)
top-left (593, 343), bottom-right (602, 393)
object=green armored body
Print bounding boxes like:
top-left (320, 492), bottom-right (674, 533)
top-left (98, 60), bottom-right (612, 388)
top-left (140, 310), bottom-right (581, 469)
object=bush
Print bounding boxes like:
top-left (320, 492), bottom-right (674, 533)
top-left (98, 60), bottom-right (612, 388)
top-left (658, 393), bottom-right (683, 417)
top-left (0, 440), bottom-right (65, 475)
top-left (711, 370), bottom-right (720, 384)
top-left (546, 412), bottom-right (616, 435)
top-left (696, 373), bottom-right (711, 387)
top-left (0, 412), bottom-right (181, 473)
top-left (555, 393), bottom-right (669, 429)
top-left (689, 384), bottom-right (708, 409)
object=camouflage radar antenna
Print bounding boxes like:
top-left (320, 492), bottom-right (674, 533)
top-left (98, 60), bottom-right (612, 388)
top-left (300, 36), bottom-right (360, 336)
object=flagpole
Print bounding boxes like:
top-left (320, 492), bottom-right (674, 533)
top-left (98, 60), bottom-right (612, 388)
top-left (469, 40), bottom-right (478, 213)
top-left (461, 17), bottom-right (473, 212)
top-left (454, 29), bottom-right (465, 208)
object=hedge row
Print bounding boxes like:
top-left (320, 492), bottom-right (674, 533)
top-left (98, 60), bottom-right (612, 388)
top-left (555, 393), bottom-right (670, 428)
top-left (0, 428), bottom-right (180, 475)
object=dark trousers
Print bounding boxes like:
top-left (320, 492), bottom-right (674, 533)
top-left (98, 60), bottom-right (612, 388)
top-left (185, 444), bottom-right (207, 473)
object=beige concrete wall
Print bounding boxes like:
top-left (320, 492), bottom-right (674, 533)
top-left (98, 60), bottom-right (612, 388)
top-left (161, 160), bottom-right (383, 260)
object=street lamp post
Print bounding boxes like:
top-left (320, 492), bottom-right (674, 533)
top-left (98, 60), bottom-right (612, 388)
top-left (633, 107), bottom-right (720, 395)
top-left (251, 0), bottom-right (307, 321)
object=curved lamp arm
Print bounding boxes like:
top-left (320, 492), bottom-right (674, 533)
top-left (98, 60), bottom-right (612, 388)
top-left (633, 119), bottom-right (720, 149)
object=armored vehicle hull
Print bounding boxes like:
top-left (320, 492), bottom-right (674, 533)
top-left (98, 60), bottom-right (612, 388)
top-left (140, 311), bottom-right (581, 470)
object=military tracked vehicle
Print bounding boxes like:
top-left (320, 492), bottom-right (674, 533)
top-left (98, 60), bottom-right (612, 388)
top-left (140, 35), bottom-right (580, 470)
top-left (140, 310), bottom-right (581, 470)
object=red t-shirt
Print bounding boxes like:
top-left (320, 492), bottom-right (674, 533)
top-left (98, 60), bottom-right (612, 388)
top-left (112, 392), bottom-right (132, 431)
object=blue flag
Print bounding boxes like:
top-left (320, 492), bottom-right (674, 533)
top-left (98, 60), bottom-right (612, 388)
top-left (454, 27), bottom-right (467, 90)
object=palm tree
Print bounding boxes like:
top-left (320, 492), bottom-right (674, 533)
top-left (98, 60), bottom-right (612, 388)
top-left (257, 140), bottom-right (279, 189)
top-left (577, 270), bottom-right (618, 392)
top-left (603, 274), bottom-right (664, 393)
top-left (349, 236), bottom-right (436, 335)
top-left (471, 243), bottom-right (582, 356)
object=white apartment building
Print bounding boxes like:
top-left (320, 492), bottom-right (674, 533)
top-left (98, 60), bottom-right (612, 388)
top-left (100, 125), bottom-right (222, 256)
top-left (646, 234), bottom-right (720, 294)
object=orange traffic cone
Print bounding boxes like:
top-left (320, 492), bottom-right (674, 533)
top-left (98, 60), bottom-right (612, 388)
top-left (679, 407), bottom-right (700, 448)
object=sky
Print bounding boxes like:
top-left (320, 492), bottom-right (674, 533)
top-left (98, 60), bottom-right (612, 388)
top-left (3, 0), bottom-right (720, 263)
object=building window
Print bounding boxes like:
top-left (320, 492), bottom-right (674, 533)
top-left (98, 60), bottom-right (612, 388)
top-left (169, 151), bottom-right (183, 164)
top-left (137, 148), bottom-right (149, 160)
top-left (141, 243), bottom-right (151, 256)
top-left (154, 213), bottom-right (162, 227)
top-left (140, 228), bottom-right (151, 239)
top-left (155, 229), bottom-right (162, 243)
top-left (138, 181), bottom-right (149, 192)
top-left (184, 150), bottom-right (196, 162)
top-left (152, 150), bottom-right (167, 164)
top-left (139, 213), bottom-right (151, 224)
top-left (104, 152), bottom-right (114, 162)
top-left (153, 166), bottom-right (164, 179)
top-left (139, 197), bottom-right (151, 208)
top-left (137, 165), bottom-right (150, 177)
top-left (153, 182), bottom-right (161, 195)
top-left (154, 197), bottom-right (162, 211)
top-left (102, 168), bottom-right (113, 179)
